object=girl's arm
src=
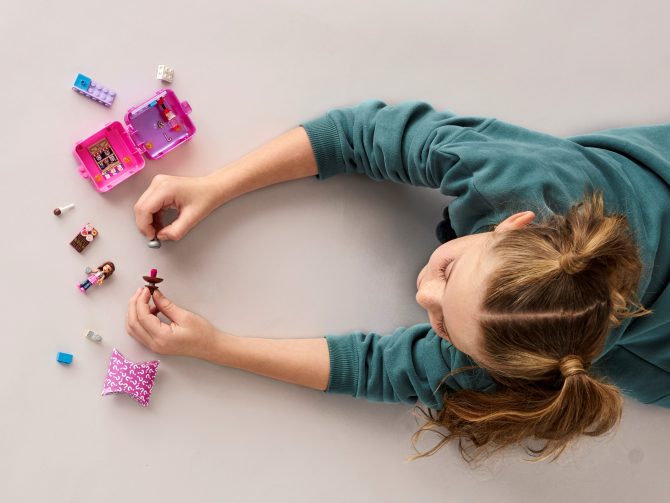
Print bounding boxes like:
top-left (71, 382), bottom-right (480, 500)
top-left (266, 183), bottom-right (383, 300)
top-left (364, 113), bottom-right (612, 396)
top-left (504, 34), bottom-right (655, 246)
top-left (206, 126), bottom-right (319, 208)
top-left (134, 127), bottom-right (318, 241)
top-left (207, 332), bottom-right (329, 391)
top-left (126, 287), bottom-right (494, 406)
top-left (126, 288), bottom-right (330, 391)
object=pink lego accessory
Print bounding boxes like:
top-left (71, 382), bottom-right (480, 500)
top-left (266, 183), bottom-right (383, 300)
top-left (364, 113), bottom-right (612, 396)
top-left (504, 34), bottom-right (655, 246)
top-left (73, 89), bottom-right (196, 192)
top-left (101, 349), bottom-right (159, 407)
top-left (142, 268), bottom-right (163, 294)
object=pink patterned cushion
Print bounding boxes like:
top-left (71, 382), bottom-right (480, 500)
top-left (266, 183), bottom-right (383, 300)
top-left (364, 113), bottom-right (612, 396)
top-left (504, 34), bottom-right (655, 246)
top-left (101, 349), bottom-right (159, 407)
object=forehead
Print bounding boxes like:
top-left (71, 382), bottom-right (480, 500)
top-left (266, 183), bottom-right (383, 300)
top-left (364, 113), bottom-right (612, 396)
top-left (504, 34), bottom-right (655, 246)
top-left (440, 232), bottom-right (499, 357)
top-left (435, 230), bottom-right (495, 260)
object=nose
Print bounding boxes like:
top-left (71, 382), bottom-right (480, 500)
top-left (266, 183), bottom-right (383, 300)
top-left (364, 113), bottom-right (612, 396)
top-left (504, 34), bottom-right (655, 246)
top-left (415, 278), bottom-right (440, 311)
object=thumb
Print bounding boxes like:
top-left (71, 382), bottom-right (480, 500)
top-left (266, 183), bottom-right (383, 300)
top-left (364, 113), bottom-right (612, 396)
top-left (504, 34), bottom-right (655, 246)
top-left (152, 289), bottom-right (188, 323)
top-left (156, 209), bottom-right (198, 241)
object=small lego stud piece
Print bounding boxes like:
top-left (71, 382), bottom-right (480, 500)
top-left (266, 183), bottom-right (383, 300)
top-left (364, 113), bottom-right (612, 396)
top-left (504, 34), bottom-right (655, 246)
top-left (156, 65), bottom-right (174, 83)
top-left (57, 352), bottom-right (74, 365)
top-left (148, 237), bottom-right (162, 249)
top-left (54, 203), bottom-right (75, 216)
top-left (142, 268), bottom-right (163, 294)
top-left (84, 329), bottom-right (103, 342)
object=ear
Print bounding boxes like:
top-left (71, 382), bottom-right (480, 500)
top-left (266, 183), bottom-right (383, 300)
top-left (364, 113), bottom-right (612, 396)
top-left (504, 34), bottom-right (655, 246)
top-left (494, 211), bottom-right (535, 234)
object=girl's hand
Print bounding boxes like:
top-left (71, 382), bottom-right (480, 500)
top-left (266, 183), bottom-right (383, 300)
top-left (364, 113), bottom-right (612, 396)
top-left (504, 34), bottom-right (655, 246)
top-left (126, 287), bottom-right (221, 358)
top-left (133, 174), bottom-right (220, 241)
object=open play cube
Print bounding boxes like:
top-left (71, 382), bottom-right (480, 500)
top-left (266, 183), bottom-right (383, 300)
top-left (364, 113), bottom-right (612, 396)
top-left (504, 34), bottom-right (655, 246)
top-left (73, 89), bottom-right (195, 192)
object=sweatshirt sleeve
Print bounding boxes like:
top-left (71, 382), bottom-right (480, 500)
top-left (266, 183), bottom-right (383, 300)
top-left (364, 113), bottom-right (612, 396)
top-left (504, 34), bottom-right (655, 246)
top-left (301, 100), bottom-right (638, 238)
top-left (301, 100), bottom-right (494, 186)
top-left (324, 324), bottom-right (496, 409)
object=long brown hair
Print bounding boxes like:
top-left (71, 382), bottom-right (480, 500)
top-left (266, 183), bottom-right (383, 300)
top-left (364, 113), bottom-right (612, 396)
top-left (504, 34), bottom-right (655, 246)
top-left (98, 261), bottom-right (116, 278)
top-left (411, 192), bottom-right (651, 462)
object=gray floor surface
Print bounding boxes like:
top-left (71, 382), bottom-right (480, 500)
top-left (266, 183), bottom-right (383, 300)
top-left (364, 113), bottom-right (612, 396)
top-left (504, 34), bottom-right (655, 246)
top-left (1, 1), bottom-right (668, 502)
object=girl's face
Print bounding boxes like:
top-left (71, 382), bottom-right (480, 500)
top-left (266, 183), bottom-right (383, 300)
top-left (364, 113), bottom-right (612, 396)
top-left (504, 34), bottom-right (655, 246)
top-left (415, 211), bottom-right (535, 361)
top-left (102, 264), bottom-right (112, 275)
top-left (415, 232), bottom-right (497, 361)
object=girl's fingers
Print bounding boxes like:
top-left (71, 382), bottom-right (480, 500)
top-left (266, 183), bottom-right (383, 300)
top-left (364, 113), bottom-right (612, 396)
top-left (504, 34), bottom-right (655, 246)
top-left (151, 289), bottom-right (189, 324)
top-left (134, 182), bottom-right (173, 238)
top-left (134, 195), bottom-right (160, 238)
top-left (156, 211), bottom-right (192, 241)
top-left (126, 287), bottom-right (155, 347)
top-left (135, 288), bottom-right (168, 337)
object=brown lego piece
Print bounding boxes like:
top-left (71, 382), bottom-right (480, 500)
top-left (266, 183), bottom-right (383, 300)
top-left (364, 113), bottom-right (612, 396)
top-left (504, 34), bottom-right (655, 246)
top-left (70, 223), bottom-right (98, 253)
top-left (142, 268), bottom-right (163, 294)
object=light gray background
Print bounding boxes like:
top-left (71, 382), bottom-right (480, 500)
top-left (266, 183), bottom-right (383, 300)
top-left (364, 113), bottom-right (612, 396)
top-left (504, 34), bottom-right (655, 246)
top-left (1, 1), bottom-right (669, 502)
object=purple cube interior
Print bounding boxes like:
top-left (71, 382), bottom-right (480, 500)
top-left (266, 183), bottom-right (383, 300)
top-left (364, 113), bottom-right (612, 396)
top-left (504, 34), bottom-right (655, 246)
top-left (126, 90), bottom-right (195, 159)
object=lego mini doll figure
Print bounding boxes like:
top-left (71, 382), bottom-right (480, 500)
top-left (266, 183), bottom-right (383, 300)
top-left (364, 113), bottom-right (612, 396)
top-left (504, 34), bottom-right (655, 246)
top-left (78, 261), bottom-right (115, 293)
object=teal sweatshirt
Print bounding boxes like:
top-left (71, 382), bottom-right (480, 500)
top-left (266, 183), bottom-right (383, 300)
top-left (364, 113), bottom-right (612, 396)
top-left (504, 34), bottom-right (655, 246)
top-left (301, 100), bottom-right (670, 409)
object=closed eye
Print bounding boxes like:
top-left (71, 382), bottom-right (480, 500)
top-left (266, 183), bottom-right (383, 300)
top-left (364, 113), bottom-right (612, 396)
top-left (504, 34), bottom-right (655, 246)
top-left (437, 258), bottom-right (454, 341)
top-left (439, 258), bottom-right (454, 280)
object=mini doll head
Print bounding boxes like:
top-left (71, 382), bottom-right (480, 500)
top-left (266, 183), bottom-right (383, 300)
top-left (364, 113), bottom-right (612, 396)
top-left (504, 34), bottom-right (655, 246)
top-left (99, 261), bottom-right (116, 278)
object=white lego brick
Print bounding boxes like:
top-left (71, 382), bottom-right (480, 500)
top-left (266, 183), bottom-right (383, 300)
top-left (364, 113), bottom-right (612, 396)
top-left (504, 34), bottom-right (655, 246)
top-left (156, 65), bottom-right (174, 83)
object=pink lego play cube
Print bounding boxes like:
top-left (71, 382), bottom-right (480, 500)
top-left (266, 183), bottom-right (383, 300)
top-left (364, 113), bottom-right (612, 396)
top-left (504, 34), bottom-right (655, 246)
top-left (73, 89), bottom-right (195, 192)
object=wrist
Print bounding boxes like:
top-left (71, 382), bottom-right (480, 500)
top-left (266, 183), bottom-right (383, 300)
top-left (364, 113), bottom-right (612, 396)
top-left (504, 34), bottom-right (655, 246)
top-left (205, 167), bottom-right (239, 209)
top-left (200, 329), bottom-right (237, 366)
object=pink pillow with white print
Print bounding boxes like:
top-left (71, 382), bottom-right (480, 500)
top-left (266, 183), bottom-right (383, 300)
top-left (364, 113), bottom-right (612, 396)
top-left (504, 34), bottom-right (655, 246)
top-left (101, 349), bottom-right (159, 407)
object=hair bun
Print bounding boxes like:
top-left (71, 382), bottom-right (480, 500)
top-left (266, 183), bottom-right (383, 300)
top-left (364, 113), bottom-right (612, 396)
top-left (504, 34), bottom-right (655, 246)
top-left (558, 251), bottom-right (588, 275)
top-left (559, 355), bottom-right (586, 378)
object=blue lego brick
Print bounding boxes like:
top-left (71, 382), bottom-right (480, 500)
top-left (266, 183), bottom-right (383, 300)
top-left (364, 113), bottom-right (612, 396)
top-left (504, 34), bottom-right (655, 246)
top-left (72, 73), bottom-right (116, 107)
top-left (57, 352), bottom-right (73, 365)
top-left (73, 73), bottom-right (92, 91)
